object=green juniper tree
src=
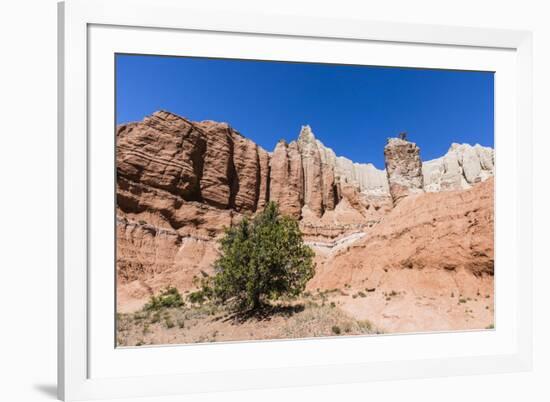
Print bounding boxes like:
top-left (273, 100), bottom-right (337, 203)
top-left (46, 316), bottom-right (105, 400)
top-left (200, 202), bottom-right (315, 311)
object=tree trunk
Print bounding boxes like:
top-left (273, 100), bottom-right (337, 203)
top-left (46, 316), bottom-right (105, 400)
top-left (252, 293), bottom-right (261, 310)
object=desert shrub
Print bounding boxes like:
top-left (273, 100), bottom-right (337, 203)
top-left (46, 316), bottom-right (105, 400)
top-left (201, 202), bottom-right (315, 311)
top-left (342, 322), bottom-right (353, 333)
top-left (187, 288), bottom-right (209, 305)
top-left (150, 312), bottom-right (161, 323)
top-left (144, 287), bottom-right (184, 311)
top-left (164, 317), bottom-right (175, 329)
top-left (357, 319), bottom-right (373, 332)
top-left (332, 325), bottom-right (342, 335)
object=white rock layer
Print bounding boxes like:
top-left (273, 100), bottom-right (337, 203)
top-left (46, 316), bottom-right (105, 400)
top-left (422, 143), bottom-right (494, 192)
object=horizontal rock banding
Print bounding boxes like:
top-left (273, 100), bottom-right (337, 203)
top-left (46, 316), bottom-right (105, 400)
top-left (116, 110), bottom-right (494, 312)
top-left (118, 111), bottom-right (494, 223)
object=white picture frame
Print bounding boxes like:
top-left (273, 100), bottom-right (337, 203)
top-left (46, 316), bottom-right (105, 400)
top-left (58, 0), bottom-right (533, 400)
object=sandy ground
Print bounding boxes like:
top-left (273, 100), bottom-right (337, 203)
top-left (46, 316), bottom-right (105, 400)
top-left (117, 298), bottom-right (379, 347)
top-left (117, 273), bottom-right (493, 347)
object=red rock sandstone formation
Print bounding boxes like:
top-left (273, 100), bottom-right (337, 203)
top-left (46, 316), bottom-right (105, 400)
top-left (309, 177), bottom-right (494, 290)
top-left (269, 140), bottom-right (304, 218)
top-left (116, 111), bottom-right (494, 313)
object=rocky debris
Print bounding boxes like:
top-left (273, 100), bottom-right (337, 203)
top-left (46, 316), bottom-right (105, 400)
top-left (384, 138), bottom-right (424, 204)
top-left (423, 143), bottom-right (494, 192)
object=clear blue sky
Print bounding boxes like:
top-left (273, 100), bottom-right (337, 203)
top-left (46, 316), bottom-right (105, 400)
top-left (116, 54), bottom-right (494, 169)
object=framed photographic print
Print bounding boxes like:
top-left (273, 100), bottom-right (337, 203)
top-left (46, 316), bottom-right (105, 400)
top-left (58, 0), bottom-right (533, 400)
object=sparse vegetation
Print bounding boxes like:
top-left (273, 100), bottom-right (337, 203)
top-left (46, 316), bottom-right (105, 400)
top-left (342, 322), bottom-right (353, 333)
top-left (144, 287), bottom-right (184, 311)
top-left (116, 295), bottom-right (381, 346)
top-left (195, 202), bottom-right (315, 312)
top-left (150, 312), bottom-right (161, 324)
top-left (357, 319), bottom-right (373, 332)
top-left (164, 317), bottom-right (175, 329)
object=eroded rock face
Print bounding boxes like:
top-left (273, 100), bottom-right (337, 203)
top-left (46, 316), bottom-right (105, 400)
top-left (334, 156), bottom-right (389, 197)
top-left (269, 140), bottom-right (304, 218)
top-left (298, 126), bottom-right (325, 217)
top-left (116, 110), bottom-right (494, 312)
top-left (384, 138), bottom-right (424, 204)
top-left (117, 111), bottom-right (206, 202)
top-left (256, 148), bottom-right (271, 210)
top-left (423, 143), bottom-right (494, 192)
top-left (308, 177), bottom-right (495, 291)
top-left (195, 121), bottom-right (234, 208)
top-left (118, 111), bottom-right (271, 214)
top-left (230, 132), bottom-right (261, 212)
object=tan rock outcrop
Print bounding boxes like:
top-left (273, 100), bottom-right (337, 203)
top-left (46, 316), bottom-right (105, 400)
top-left (384, 138), bottom-right (424, 204)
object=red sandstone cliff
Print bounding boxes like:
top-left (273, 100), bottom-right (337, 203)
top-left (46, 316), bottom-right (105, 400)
top-left (116, 111), bottom-right (494, 313)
